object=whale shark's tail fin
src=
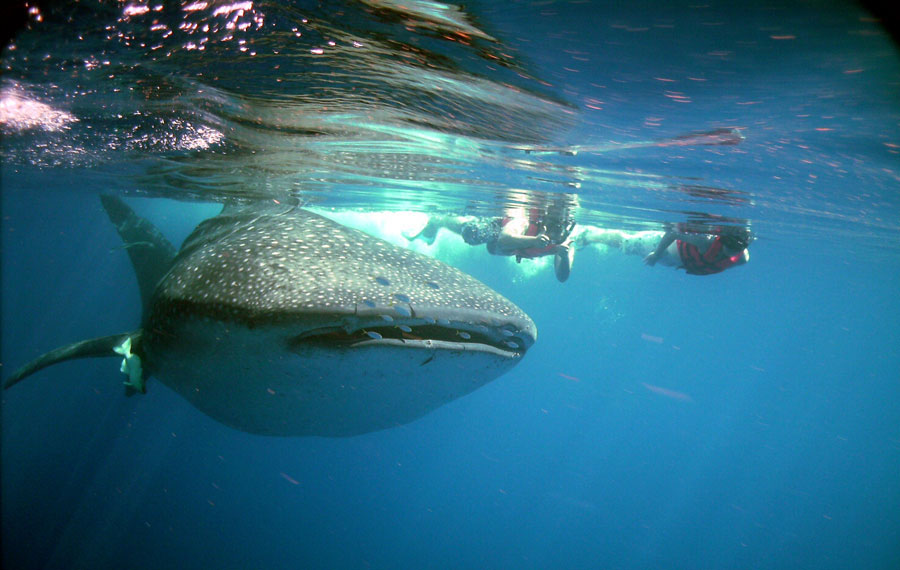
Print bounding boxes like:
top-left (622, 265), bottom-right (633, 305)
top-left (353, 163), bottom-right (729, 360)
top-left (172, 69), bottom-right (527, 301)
top-left (100, 195), bottom-right (177, 314)
top-left (4, 332), bottom-right (138, 390)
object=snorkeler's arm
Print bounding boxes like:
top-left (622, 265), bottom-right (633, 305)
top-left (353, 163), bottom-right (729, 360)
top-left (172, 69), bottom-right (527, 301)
top-left (497, 232), bottom-right (551, 249)
top-left (644, 231), bottom-right (676, 265)
top-left (496, 218), bottom-right (550, 250)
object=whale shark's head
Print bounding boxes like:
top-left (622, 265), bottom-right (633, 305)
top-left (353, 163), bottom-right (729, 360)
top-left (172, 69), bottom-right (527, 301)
top-left (143, 204), bottom-right (536, 436)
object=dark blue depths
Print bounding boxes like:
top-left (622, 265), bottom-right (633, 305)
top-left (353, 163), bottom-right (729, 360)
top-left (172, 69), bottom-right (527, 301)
top-left (2, 187), bottom-right (899, 570)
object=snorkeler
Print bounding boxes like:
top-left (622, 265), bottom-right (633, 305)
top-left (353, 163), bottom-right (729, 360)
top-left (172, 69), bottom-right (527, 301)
top-left (574, 223), bottom-right (752, 275)
top-left (487, 209), bottom-right (576, 282)
top-left (406, 207), bottom-right (577, 282)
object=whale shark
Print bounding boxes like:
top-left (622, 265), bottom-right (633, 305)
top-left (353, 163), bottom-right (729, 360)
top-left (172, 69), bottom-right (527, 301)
top-left (5, 197), bottom-right (536, 436)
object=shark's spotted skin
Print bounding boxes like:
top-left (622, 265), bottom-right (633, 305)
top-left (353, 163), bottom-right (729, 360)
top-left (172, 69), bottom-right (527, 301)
top-left (6, 199), bottom-right (536, 436)
top-left (153, 202), bottom-right (532, 325)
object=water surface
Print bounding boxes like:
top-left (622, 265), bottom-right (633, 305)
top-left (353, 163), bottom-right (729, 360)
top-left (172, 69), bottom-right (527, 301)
top-left (2, 1), bottom-right (899, 569)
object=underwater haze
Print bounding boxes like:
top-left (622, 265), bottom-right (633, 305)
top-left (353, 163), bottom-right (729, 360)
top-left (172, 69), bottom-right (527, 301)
top-left (2, 1), bottom-right (899, 569)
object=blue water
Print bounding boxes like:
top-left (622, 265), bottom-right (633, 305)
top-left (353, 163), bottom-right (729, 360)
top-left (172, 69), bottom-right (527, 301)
top-left (3, 1), bottom-right (900, 569)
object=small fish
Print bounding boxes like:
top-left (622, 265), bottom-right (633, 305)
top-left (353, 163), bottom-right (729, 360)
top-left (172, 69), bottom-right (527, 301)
top-left (280, 472), bottom-right (300, 485)
top-left (641, 382), bottom-right (692, 402)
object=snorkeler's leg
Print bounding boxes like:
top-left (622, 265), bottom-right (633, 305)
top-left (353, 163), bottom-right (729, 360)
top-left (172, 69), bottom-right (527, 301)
top-left (404, 215), bottom-right (473, 244)
top-left (573, 226), bottom-right (624, 249)
top-left (441, 216), bottom-right (476, 235)
top-left (575, 227), bottom-right (664, 258)
top-left (404, 217), bottom-right (441, 244)
top-left (625, 232), bottom-right (668, 258)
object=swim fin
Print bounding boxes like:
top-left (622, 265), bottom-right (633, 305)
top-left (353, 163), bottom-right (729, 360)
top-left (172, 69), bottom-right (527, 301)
top-left (554, 244), bottom-right (574, 282)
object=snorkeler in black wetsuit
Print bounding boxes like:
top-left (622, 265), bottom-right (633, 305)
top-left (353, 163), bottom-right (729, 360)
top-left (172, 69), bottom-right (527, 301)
top-left (406, 210), bottom-right (577, 282)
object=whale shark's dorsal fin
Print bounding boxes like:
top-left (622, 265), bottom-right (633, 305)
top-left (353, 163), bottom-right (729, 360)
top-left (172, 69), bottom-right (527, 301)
top-left (100, 195), bottom-right (177, 314)
top-left (3, 332), bottom-right (139, 390)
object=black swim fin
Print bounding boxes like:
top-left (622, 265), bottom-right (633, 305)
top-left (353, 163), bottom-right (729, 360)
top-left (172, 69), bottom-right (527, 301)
top-left (554, 245), bottom-right (574, 282)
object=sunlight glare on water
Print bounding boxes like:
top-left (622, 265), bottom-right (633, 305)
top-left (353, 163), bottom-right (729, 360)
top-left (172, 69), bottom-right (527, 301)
top-left (1, 0), bottom-right (898, 252)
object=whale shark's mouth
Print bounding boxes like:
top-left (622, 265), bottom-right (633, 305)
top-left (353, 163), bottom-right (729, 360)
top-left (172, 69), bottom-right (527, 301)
top-left (290, 320), bottom-right (532, 357)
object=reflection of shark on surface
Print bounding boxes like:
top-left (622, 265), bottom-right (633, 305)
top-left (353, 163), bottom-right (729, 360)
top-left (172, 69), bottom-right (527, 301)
top-left (512, 127), bottom-right (745, 156)
top-left (5, 197), bottom-right (536, 436)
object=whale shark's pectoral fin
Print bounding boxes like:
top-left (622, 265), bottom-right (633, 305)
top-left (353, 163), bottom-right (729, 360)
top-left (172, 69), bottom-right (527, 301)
top-left (3, 331), bottom-right (141, 391)
top-left (100, 195), bottom-right (177, 314)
